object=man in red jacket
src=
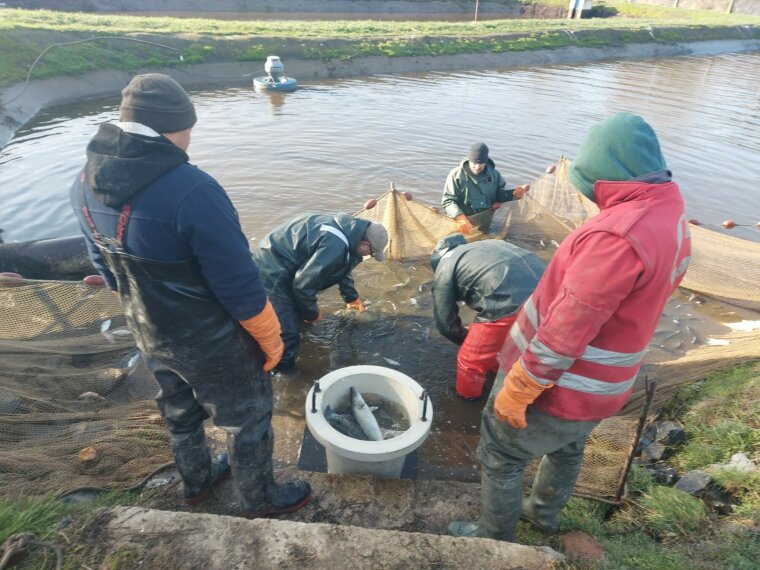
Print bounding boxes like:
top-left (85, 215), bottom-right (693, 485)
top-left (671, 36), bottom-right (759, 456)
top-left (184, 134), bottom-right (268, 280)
top-left (449, 112), bottom-right (691, 542)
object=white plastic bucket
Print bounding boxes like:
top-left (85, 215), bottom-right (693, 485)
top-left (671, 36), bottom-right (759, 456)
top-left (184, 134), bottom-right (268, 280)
top-left (305, 365), bottom-right (433, 478)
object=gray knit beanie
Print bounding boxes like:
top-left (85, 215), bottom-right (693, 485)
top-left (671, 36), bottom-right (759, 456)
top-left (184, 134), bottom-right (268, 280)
top-left (120, 74), bottom-right (197, 134)
top-left (468, 143), bottom-right (489, 163)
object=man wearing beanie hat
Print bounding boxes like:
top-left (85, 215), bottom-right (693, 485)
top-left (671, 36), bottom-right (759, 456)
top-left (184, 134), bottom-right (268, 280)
top-left (441, 142), bottom-right (530, 235)
top-left (449, 112), bottom-right (691, 543)
top-left (70, 73), bottom-right (311, 517)
top-left (253, 213), bottom-right (387, 373)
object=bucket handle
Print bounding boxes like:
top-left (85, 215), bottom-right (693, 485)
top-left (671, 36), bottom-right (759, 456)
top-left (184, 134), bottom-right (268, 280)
top-left (311, 380), bottom-right (321, 413)
top-left (420, 389), bottom-right (429, 422)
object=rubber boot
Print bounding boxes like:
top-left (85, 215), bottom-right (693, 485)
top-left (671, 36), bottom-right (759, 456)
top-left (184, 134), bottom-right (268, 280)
top-left (521, 453), bottom-right (583, 534)
top-left (171, 427), bottom-right (230, 505)
top-left (448, 468), bottom-right (524, 542)
top-left (184, 452), bottom-right (231, 506)
top-left (230, 428), bottom-right (311, 517)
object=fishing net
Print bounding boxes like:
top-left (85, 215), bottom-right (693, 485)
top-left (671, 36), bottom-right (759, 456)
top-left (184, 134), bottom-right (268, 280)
top-left (2, 157), bottom-right (759, 503)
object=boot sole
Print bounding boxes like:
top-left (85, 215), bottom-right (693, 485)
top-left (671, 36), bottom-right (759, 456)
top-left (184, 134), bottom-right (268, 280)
top-left (184, 470), bottom-right (231, 506)
top-left (242, 493), bottom-right (312, 518)
top-left (520, 512), bottom-right (558, 534)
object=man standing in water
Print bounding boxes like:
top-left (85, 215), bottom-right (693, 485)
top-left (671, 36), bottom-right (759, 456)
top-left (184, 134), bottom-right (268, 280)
top-left (449, 113), bottom-right (691, 541)
top-left (441, 143), bottom-right (528, 234)
top-left (430, 234), bottom-right (545, 400)
top-left (253, 213), bottom-right (388, 373)
top-left (70, 73), bottom-right (311, 517)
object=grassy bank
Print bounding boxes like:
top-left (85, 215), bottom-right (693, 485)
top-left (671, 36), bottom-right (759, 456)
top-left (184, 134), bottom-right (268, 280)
top-left (0, 4), bottom-right (759, 88)
top-left (517, 362), bottom-right (760, 569)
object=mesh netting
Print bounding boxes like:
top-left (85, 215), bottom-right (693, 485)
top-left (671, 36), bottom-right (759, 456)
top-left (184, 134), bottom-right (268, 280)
top-left (2, 157), bottom-right (759, 502)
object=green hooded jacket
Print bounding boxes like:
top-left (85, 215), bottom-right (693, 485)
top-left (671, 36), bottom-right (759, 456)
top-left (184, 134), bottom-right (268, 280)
top-left (252, 213), bottom-right (368, 321)
top-left (441, 158), bottom-right (514, 218)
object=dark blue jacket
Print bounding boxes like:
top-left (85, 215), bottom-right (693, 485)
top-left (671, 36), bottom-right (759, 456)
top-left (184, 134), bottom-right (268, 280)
top-left (70, 123), bottom-right (266, 321)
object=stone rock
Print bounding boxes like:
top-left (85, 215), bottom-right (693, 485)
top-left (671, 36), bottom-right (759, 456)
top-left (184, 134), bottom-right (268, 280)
top-left (674, 470), bottom-right (711, 495)
top-left (646, 462), bottom-right (679, 486)
top-left (637, 421), bottom-right (684, 461)
top-left (702, 484), bottom-right (735, 516)
top-left (559, 531), bottom-right (604, 561)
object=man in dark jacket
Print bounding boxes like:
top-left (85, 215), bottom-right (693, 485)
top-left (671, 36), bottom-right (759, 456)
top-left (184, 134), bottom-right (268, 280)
top-left (431, 234), bottom-right (545, 399)
top-left (441, 143), bottom-right (529, 234)
top-left (253, 213), bottom-right (388, 372)
top-left (70, 73), bottom-right (310, 517)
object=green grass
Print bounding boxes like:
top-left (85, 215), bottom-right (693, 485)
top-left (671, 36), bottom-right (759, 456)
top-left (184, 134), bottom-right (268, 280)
top-left (0, 491), bottom-right (147, 543)
top-left (0, 490), bottom-right (151, 569)
top-left (513, 364), bottom-right (760, 569)
top-left (0, 5), bottom-right (759, 88)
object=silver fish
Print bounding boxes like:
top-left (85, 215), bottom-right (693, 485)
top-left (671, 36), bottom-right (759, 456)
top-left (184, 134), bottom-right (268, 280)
top-left (350, 387), bottom-right (383, 441)
top-left (324, 404), bottom-right (367, 440)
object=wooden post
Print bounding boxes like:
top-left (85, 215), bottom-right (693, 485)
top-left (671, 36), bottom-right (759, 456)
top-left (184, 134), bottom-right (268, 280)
top-left (726, 0), bottom-right (736, 13)
top-left (474, 0), bottom-right (480, 23)
top-left (567, 0), bottom-right (576, 19)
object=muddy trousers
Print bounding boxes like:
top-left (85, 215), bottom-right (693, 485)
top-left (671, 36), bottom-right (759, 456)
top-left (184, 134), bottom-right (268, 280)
top-left (476, 371), bottom-right (599, 540)
top-left (268, 293), bottom-right (302, 371)
top-left (148, 352), bottom-right (275, 507)
top-left (456, 316), bottom-right (516, 399)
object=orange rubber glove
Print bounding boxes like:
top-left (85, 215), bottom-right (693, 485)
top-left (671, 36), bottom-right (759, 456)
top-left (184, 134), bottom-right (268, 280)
top-left (304, 312), bottom-right (322, 324)
top-left (345, 298), bottom-right (365, 312)
top-left (513, 184), bottom-right (530, 200)
top-left (494, 359), bottom-right (552, 429)
top-left (454, 214), bottom-right (475, 235)
top-left (239, 300), bottom-right (284, 373)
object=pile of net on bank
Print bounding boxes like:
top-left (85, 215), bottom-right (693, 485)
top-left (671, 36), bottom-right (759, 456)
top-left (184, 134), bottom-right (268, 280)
top-left (2, 157), bottom-right (760, 503)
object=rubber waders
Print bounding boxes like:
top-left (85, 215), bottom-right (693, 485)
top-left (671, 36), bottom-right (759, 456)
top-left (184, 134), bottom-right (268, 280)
top-left (521, 453), bottom-right (584, 533)
top-left (448, 468), bottom-right (524, 541)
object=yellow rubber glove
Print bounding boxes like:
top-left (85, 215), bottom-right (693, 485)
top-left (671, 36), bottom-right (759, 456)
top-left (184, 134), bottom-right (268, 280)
top-left (494, 360), bottom-right (552, 429)
top-left (454, 214), bottom-right (475, 235)
top-left (345, 298), bottom-right (365, 312)
top-left (239, 300), bottom-right (284, 373)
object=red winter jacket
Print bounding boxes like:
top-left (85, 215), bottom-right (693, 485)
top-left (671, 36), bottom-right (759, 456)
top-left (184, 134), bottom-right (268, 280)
top-left (498, 180), bottom-right (691, 421)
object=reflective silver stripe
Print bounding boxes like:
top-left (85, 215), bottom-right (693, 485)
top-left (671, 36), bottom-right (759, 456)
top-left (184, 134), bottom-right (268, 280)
top-left (582, 345), bottom-right (646, 367)
top-left (440, 250), bottom-right (455, 262)
top-left (520, 359), bottom-right (554, 387)
top-left (510, 322), bottom-right (529, 353)
top-left (319, 225), bottom-right (349, 248)
top-left (522, 296), bottom-right (538, 328)
top-left (557, 372), bottom-right (637, 395)
top-left (529, 338), bottom-right (574, 370)
top-left (118, 121), bottom-right (161, 137)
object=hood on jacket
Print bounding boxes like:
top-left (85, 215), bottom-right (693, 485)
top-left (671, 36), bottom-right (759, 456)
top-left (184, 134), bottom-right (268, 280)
top-left (568, 112), bottom-right (667, 203)
top-left (85, 123), bottom-right (188, 207)
top-left (431, 233), bottom-right (467, 270)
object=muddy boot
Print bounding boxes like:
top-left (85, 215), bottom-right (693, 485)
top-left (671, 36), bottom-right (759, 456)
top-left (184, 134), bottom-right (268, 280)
top-left (184, 452), bottom-right (231, 506)
top-left (230, 428), bottom-right (311, 517)
top-left (521, 453), bottom-right (583, 534)
top-left (448, 468), bottom-right (523, 542)
top-left (171, 427), bottom-right (230, 505)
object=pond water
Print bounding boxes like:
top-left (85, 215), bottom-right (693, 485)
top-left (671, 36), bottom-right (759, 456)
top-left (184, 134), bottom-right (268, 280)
top-left (1, 51), bottom-right (758, 446)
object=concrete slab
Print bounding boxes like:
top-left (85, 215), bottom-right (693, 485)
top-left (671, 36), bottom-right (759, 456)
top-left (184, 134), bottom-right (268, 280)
top-left (98, 506), bottom-right (563, 569)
